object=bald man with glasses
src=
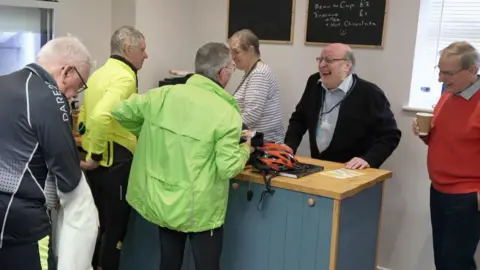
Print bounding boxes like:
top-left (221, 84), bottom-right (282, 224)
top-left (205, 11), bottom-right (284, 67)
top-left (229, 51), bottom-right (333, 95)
top-left (284, 43), bottom-right (401, 170)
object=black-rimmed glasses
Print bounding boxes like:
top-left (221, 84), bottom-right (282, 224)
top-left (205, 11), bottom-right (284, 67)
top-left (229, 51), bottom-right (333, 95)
top-left (73, 66), bottom-right (88, 93)
top-left (316, 57), bottom-right (348, 64)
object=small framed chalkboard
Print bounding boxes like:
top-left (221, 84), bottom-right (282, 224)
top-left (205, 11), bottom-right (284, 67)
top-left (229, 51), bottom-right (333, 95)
top-left (304, 0), bottom-right (388, 48)
top-left (227, 0), bottom-right (296, 44)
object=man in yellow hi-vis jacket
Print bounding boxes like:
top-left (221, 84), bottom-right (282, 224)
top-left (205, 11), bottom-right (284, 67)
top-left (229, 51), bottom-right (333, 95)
top-left (77, 25), bottom-right (148, 270)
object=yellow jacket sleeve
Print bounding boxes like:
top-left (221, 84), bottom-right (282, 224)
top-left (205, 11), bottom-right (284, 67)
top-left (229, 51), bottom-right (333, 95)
top-left (86, 77), bottom-right (135, 156)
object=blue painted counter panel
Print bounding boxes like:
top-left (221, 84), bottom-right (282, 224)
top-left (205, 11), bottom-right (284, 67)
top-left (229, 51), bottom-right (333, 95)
top-left (336, 183), bottom-right (383, 270)
top-left (221, 181), bottom-right (333, 270)
top-left (119, 180), bottom-right (384, 270)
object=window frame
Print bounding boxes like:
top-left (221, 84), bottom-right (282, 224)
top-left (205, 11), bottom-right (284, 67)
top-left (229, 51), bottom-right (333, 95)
top-left (0, 0), bottom-right (57, 9)
top-left (0, 1), bottom-right (57, 75)
top-left (0, 0), bottom-right (57, 44)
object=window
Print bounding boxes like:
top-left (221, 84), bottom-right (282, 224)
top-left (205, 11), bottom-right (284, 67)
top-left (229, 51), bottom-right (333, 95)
top-left (0, 4), bottom-right (53, 75)
top-left (408, 0), bottom-right (480, 110)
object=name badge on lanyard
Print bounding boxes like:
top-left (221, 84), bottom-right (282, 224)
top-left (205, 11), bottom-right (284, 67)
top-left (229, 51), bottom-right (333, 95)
top-left (316, 117), bottom-right (333, 137)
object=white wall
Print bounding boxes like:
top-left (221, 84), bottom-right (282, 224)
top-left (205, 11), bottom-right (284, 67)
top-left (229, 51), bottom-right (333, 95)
top-left (54, 0), bottom-right (112, 70)
top-left (111, 0), bottom-right (135, 34)
top-left (134, 0), bottom-right (195, 92)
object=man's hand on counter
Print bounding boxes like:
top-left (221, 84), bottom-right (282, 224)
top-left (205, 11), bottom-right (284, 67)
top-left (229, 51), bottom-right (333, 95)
top-left (345, 157), bottom-right (370, 170)
top-left (80, 159), bottom-right (100, 171)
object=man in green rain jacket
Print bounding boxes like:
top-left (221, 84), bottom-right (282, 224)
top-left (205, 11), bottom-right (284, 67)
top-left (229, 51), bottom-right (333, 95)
top-left (112, 42), bottom-right (252, 270)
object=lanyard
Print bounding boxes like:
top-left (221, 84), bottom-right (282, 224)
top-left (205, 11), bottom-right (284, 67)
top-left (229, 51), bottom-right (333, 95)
top-left (320, 77), bottom-right (356, 117)
top-left (232, 59), bottom-right (261, 96)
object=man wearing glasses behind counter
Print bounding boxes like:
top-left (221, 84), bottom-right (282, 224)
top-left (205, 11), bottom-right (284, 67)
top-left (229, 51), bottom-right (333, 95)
top-left (284, 43), bottom-right (401, 170)
top-left (77, 25), bottom-right (148, 270)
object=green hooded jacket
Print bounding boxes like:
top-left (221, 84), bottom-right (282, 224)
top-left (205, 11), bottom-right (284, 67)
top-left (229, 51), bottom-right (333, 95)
top-left (112, 74), bottom-right (251, 232)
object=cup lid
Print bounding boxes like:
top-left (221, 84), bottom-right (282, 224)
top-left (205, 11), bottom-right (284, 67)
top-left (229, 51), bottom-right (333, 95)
top-left (416, 112), bottom-right (433, 117)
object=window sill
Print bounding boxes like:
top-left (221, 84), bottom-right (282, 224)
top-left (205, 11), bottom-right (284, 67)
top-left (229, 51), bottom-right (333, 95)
top-left (401, 105), bottom-right (433, 114)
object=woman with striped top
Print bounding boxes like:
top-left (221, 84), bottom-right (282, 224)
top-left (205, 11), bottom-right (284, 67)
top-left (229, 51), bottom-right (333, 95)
top-left (228, 29), bottom-right (285, 143)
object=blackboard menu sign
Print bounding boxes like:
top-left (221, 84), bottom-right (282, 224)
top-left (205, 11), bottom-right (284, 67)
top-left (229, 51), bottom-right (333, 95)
top-left (305, 0), bottom-right (388, 48)
top-left (227, 0), bottom-right (295, 43)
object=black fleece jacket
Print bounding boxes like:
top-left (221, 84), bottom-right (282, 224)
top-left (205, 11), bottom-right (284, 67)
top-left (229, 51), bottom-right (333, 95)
top-left (284, 73), bottom-right (401, 168)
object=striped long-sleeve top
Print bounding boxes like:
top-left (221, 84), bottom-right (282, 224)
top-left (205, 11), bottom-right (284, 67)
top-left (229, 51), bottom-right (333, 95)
top-left (233, 62), bottom-right (285, 143)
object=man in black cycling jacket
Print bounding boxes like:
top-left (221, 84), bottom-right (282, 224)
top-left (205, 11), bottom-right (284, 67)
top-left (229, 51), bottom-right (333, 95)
top-left (0, 36), bottom-right (98, 270)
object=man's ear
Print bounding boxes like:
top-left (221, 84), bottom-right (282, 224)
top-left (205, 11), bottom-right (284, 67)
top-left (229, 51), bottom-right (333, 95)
top-left (216, 70), bottom-right (222, 82)
top-left (62, 65), bottom-right (74, 74)
top-left (345, 62), bottom-right (353, 73)
top-left (123, 44), bottom-right (131, 55)
top-left (60, 65), bottom-right (73, 83)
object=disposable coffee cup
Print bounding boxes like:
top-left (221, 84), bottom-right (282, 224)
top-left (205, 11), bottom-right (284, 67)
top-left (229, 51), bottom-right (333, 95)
top-left (416, 112), bottom-right (433, 136)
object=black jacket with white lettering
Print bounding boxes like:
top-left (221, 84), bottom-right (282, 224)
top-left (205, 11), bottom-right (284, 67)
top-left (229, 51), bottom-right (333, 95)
top-left (0, 63), bottom-right (82, 248)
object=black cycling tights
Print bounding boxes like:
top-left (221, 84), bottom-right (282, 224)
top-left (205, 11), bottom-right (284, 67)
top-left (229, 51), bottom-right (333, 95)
top-left (158, 226), bottom-right (223, 270)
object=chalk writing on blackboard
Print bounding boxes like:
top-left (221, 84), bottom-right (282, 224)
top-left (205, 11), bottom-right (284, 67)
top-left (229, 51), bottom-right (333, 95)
top-left (305, 0), bottom-right (387, 47)
top-left (312, 0), bottom-right (376, 36)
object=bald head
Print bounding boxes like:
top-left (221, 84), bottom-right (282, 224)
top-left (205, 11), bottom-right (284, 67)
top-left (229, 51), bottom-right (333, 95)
top-left (317, 43), bottom-right (355, 89)
top-left (321, 43), bottom-right (355, 69)
top-left (324, 43), bottom-right (351, 54)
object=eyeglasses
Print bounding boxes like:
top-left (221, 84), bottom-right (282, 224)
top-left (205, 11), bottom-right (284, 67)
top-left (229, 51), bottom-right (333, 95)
top-left (435, 65), bottom-right (465, 77)
top-left (316, 57), bottom-right (348, 64)
top-left (73, 66), bottom-right (88, 93)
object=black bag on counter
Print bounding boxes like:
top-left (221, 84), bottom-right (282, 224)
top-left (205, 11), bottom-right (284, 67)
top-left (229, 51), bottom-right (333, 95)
top-left (158, 73), bottom-right (194, 87)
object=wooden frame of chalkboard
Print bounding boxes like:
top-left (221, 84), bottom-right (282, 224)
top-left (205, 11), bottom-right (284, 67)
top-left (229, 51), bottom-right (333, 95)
top-left (303, 0), bottom-right (389, 48)
top-left (226, 0), bottom-right (296, 44)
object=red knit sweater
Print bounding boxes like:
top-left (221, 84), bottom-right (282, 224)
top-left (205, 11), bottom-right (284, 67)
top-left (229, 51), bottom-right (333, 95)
top-left (426, 89), bottom-right (480, 194)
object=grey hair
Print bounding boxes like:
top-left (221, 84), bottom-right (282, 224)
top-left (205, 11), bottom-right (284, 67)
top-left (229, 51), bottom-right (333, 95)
top-left (229, 29), bottom-right (260, 56)
top-left (194, 42), bottom-right (232, 80)
top-left (36, 35), bottom-right (92, 70)
top-left (344, 49), bottom-right (356, 74)
top-left (440, 41), bottom-right (480, 72)
top-left (110, 26), bottom-right (145, 56)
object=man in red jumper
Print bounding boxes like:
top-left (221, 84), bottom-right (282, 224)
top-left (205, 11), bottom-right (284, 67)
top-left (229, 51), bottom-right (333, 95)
top-left (413, 41), bottom-right (480, 270)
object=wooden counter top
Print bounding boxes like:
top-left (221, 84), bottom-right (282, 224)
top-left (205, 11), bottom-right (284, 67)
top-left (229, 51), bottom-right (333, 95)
top-left (234, 156), bottom-right (392, 200)
top-left (75, 134), bottom-right (391, 200)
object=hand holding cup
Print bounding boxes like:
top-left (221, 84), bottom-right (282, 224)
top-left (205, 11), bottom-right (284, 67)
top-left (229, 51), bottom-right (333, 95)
top-left (413, 112), bottom-right (433, 137)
